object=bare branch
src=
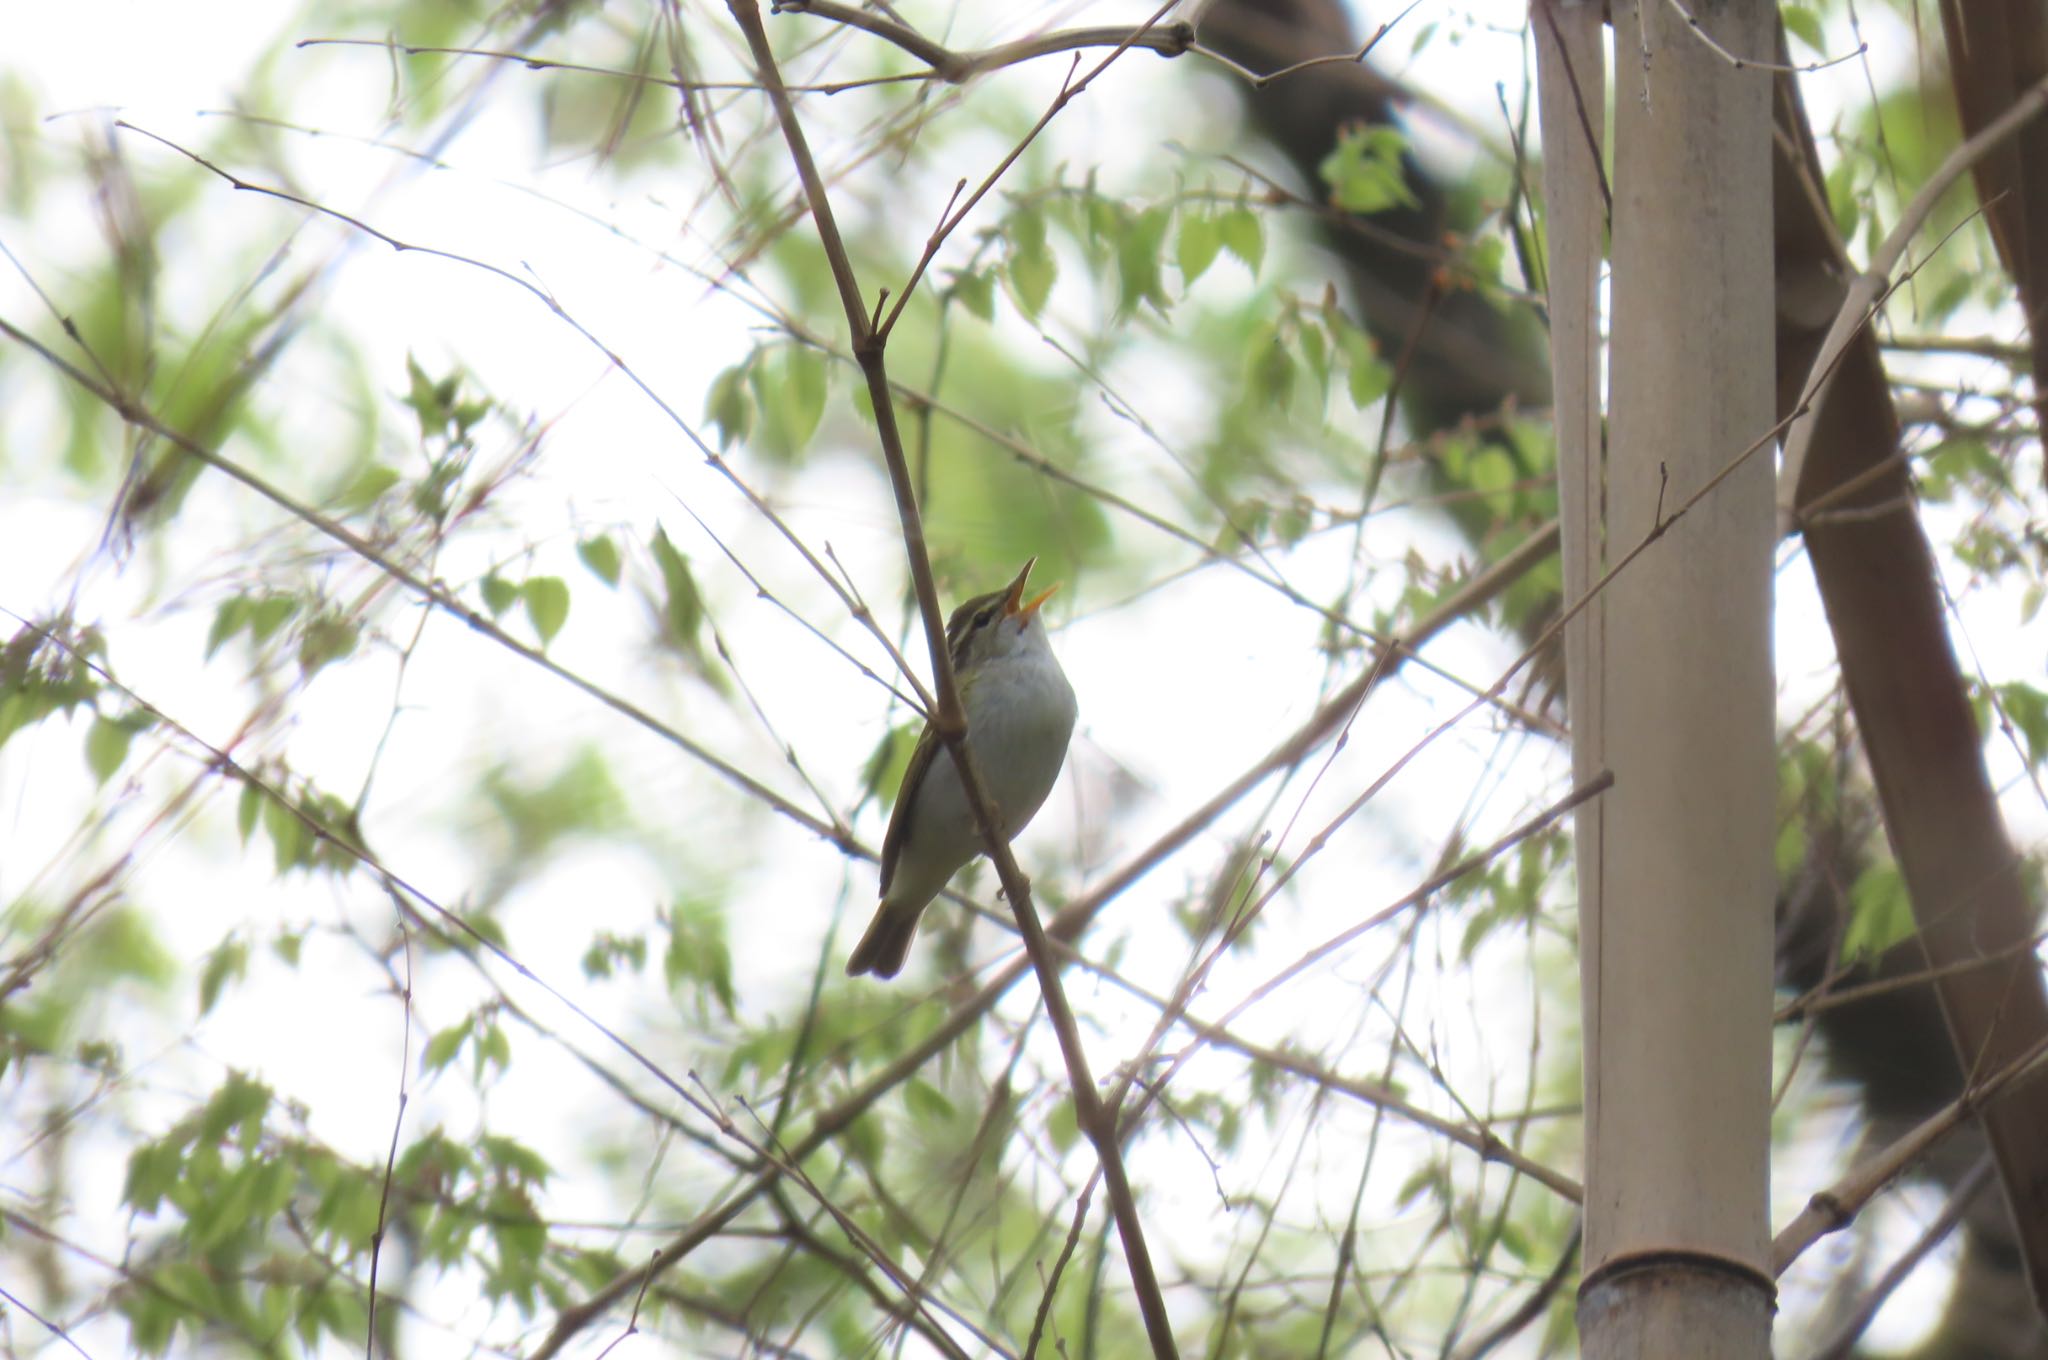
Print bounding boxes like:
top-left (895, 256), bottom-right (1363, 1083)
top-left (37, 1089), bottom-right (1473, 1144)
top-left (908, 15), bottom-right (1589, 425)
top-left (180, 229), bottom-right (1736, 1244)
top-left (721, 0), bottom-right (1180, 1352)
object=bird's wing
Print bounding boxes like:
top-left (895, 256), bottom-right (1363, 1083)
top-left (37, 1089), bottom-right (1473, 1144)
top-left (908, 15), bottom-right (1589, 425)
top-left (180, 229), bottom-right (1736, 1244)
top-left (878, 721), bottom-right (941, 898)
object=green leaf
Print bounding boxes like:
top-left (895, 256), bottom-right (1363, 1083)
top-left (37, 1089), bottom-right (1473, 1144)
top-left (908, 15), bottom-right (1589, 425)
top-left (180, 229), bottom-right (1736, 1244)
top-left (1826, 160), bottom-right (1862, 245)
top-left (483, 747), bottom-right (626, 851)
top-left (237, 777), bottom-right (262, 843)
top-left (248, 595), bottom-right (298, 645)
top-left (1457, 234), bottom-right (1507, 291)
top-left (1115, 205), bottom-right (1173, 315)
top-left (1275, 495), bottom-right (1313, 546)
top-left (475, 1021), bottom-right (511, 1079)
top-left (313, 1160), bottom-right (383, 1252)
top-left (1219, 205), bottom-right (1264, 276)
top-left (1177, 210), bottom-right (1222, 285)
top-left (1084, 191), bottom-right (1122, 248)
top-left (1841, 862), bottom-right (1914, 963)
top-left (521, 576), bottom-right (570, 646)
top-left (480, 573), bottom-right (519, 616)
top-left (1396, 1161), bottom-right (1448, 1211)
top-left (721, 1026), bottom-right (795, 1087)
top-left (751, 344), bottom-right (829, 461)
top-left (198, 938), bottom-right (249, 1016)
top-left (1775, 816), bottom-right (1808, 881)
top-left (905, 1077), bottom-right (956, 1124)
top-left (581, 932), bottom-right (646, 979)
top-left (1781, 5), bottom-right (1824, 54)
top-left (1349, 353), bottom-right (1391, 408)
top-left (423, 1018), bottom-right (473, 1074)
top-left (201, 1071), bottom-right (273, 1146)
top-left (263, 788), bottom-right (310, 872)
top-left (1046, 1094), bottom-right (1080, 1154)
top-left (85, 712), bottom-right (135, 785)
top-left (663, 896), bottom-right (737, 1017)
top-left (705, 360), bottom-right (755, 450)
top-left (1247, 322), bottom-right (1296, 408)
top-left (950, 267), bottom-right (996, 321)
top-left (296, 614), bottom-right (359, 678)
top-left (1470, 445), bottom-right (1519, 517)
top-left (480, 1133), bottom-right (553, 1184)
top-left (403, 353), bottom-right (450, 435)
top-left (487, 1182), bottom-right (546, 1283)
top-left (206, 596), bottom-right (250, 659)
top-left (1997, 682), bottom-right (2048, 766)
top-left (1004, 206), bottom-right (1057, 320)
top-left (1458, 906), bottom-right (1498, 963)
top-left (576, 535), bottom-right (622, 586)
top-left (337, 463), bottom-right (401, 512)
top-left (1318, 124), bottom-right (1420, 215)
top-left (1300, 315), bottom-right (1329, 397)
top-left (859, 723), bottom-right (919, 812)
top-left (123, 1138), bottom-right (185, 1214)
top-left (650, 528), bottom-right (708, 660)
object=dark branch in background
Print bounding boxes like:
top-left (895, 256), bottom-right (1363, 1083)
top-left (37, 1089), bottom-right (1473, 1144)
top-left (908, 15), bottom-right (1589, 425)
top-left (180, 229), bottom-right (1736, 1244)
top-left (1198, 0), bottom-right (1552, 430)
top-left (530, 508), bottom-right (1562, 1357)
top-left (7, 231), bottom-right (1572, 1360)
top-left (1776, 72), bottom-right (2048, 524)
top-left (722, 1), bottom-right (1183, 1355)
top-left (1194, 3), bottom-right (2048, 1351)
top-left (1773, 19), bottom-right (2048, 1339)
top-left (1772, 1032), bottom-right (2048, 1275)
top-left (1801, 1155), bottom-right (1994, 1360)
top-left (1197, 0), bottom-right (1562, 698)
top-left (773, 0), bottom-right (1193, 83)
top-left (1937, 1), bottom-right (2048, 483)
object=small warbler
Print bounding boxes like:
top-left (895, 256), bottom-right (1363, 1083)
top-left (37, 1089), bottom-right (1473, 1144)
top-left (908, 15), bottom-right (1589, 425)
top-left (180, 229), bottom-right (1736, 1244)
top-left (846, 558), bottom-right (1077, 978)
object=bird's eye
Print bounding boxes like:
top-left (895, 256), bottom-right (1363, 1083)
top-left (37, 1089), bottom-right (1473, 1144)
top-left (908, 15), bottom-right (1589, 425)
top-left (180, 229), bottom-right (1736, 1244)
top-left (973, 605), bottom-right (998, 631)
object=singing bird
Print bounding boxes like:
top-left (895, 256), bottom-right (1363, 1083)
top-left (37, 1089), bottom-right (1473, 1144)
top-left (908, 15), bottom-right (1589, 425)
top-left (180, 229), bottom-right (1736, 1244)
top-left (845, 559), bottom-right (1077, 978)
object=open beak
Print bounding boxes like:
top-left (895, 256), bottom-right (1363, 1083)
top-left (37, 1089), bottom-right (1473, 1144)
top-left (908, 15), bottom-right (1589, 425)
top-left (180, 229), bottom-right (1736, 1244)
top-left (1002, 556), bottom-right (1060, 620)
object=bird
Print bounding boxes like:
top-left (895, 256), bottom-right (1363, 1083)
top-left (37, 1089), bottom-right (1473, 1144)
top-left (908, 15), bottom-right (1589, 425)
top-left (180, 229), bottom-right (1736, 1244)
top-left (845, 558), bottom-right (1077, 979)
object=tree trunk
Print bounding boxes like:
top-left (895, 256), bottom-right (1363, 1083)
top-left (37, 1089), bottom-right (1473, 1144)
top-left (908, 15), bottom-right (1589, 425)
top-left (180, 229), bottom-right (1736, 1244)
top-left (1549, 0), bottom-right (1779, 1351)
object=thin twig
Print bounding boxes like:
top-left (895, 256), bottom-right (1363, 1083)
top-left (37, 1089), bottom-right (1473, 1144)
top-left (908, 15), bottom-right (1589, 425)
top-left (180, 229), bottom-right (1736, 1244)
top-left (110, 119), bottom-right (938, 715)
top-left (1191, 0), bottom-right (1422, 89)
top-left (1771, 1031), bottom-right (2048, 1274)
top-left (530, 511), bottom-right (1560, 1355)
top-left (775, 0), bottom-right (1195, 84)
top-left (0, 314), bottom-right (849, 853)
top-left (1661, 0), bottom-right (1866, 73)
top-left (363, 913), bottom-right (414, 1359)
top-left (1778, 72), bottom-right (2048, 527)
top-left (875, 2), bottom-right (1185, 341)
top-left (1800, 1155), bottom-right (1993, 1360)
top-left (1023, 1182), bottom-right (1095, 1360)
top-left (723, 1), bottom-right (1180, 1354)
top-left (1450, 1218), bottom-right (1583, 1360)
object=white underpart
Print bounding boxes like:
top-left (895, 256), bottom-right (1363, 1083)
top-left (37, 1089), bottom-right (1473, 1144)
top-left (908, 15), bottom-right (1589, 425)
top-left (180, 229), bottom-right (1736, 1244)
top-left (882, 612), bottom-right (1077, 913)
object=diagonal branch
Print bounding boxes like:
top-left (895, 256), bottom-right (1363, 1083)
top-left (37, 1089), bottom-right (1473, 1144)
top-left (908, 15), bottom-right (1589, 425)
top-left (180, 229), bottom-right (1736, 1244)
top-left (1772, 1032), bottom-right (2048, 1275)
top-left (722, 1), bottom-right (1180, 1354)
top-left (1776, 72), bottom-right (2048, 527)
top-left (530, 512), bottom-right (1561, 1356)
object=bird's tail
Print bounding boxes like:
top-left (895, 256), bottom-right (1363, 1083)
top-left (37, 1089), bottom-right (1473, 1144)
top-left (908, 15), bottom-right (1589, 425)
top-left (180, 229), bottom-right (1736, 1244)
top-left (845, 906), bottom-right (919, 979)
